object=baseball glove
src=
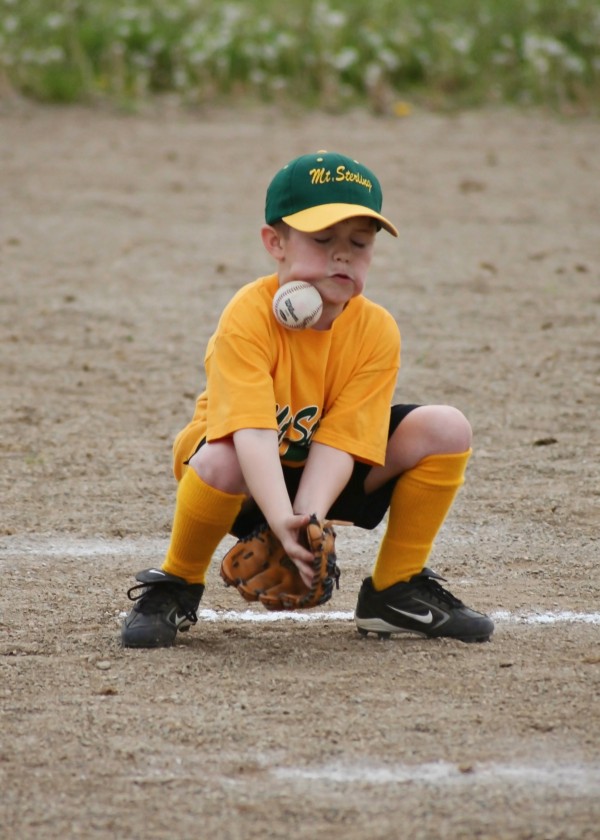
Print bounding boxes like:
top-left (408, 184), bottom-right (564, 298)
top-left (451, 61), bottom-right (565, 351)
top-left (220, 514), bottom-right (341, 611)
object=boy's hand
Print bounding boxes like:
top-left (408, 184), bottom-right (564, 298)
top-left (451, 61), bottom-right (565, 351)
top-left (269, 513), bottom-right (315, 587)
top-left (220, 515), bottom-right (340, 610)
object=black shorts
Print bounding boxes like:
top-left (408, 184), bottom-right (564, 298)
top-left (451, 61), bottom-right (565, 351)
top-left (230, 404), bottom-right (419, 538)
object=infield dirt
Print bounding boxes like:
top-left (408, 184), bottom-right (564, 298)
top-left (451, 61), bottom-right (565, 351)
top-left (1, 101), bottom-right (599, 839)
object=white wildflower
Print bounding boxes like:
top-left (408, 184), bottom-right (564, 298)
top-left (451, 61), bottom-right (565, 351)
top-left (275, 32), bottom-right (295, 50)
top-left (163, 6), bottom-right (182, 22)
top-left (543, 38), bottom-right (566, 58)
top-left (364, 62), bottom-right (382, 89)
top-left (315, 3), bottom-right (346, 29)
top-left (41, 46), bottom-right (65, 64)
top-left (132, 53), bottom-right (152, 69)
top-left (45, 13), bottom-right (65, 30)
top-left (3, 15), bottom-right (18, 33)
top-left (148, 38), bottom-right (165, 55)
top-left (491, 52), bottom-right (512, 67)
top-left (563, 53), bottom-right (585, 75)
top-left (379, 48), bottom-right (399, 72)
top-left (120, 7), bottom-right (140, 22)
top-left (326, 11), bottom-right (347, 28)
top-left (261, 43), bottom-right (278, 62)
top-left (257, 17), bottom-right (272, 35)
top-left (523, 34), bottom-right (565, 59)
top-left (173, 68), bottom-right (188, 88)
top-left (189, 49), bottom-right (207, 65)
top-left (249, 68), bottom-right (266, 85)
top-left (362, 30), bottom-right (383, 50)
top-left (270, 76), bottom-right (288, 91)
top-left (452, 34), bottom-right (472, 55)
top-left (331, 47), bottom-right (359, 71)
top-left (221, 4), bottom-right (245, 27)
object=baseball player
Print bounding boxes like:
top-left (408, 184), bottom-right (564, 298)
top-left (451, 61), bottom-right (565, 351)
top-left (121, 150), bottom-right (494, 647)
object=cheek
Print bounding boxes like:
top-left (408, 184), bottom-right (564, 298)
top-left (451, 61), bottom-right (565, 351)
top-left (299, 251), bottom-right (327, 271)
top-left (356, 253), bottom-right (372, 276)
top-left (285, 249), bottom-right (327, 282)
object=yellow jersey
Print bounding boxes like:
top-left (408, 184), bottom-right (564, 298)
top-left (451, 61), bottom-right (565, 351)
top-left (173, 273), bottom-right (400, 479)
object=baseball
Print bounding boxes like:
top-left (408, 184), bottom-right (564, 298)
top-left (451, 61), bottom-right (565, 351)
top-left (272, 281), bottom-right (323, 330)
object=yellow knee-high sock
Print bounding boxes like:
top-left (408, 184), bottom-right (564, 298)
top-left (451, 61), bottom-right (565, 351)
top-left (162, 468), bottom-right (245, 584)
top-left (372, 449), bottom-right (471, 590)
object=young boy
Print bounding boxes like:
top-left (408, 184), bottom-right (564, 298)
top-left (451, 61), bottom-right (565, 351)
top-left (121, 150), bottom-right (494, 648)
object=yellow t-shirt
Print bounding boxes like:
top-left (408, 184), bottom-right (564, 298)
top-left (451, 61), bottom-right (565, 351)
top-left (173, 273), bottom-right (400, 479)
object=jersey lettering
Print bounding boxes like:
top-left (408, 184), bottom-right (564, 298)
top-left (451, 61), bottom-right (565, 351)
top-left (276, 403), bottom-right (320, 462)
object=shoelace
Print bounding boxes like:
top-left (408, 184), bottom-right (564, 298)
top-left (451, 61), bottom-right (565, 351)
top-left (418, 577), bottom-right (465, 609)
top-left (126, 581), bottom-right (199, 624)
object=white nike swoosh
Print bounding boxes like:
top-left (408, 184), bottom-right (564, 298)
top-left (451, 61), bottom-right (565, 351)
top-left (148, 569), bottom-right (166, 576)
top-left (387, 605), bottom-right (434, 625)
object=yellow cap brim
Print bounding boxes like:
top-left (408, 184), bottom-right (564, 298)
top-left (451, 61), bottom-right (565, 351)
top-left (282, 203), bottom-right (398, 237)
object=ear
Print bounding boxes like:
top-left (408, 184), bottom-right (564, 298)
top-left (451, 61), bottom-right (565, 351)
top-left (261, 224), bottom-right (286, 261)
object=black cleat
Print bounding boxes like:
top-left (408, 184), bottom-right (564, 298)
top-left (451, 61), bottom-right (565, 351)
top-left (354, 568), bottom-right (493, 643)
top-left (121, 568), bottom-right (204, 648)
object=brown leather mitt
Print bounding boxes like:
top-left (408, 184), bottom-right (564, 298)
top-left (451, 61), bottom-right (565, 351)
top-left (220, 514), bottom-right (340, 611)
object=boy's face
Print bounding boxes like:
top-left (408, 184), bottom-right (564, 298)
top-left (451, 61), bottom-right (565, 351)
top-left (264, 217), bottom-right (377, 320)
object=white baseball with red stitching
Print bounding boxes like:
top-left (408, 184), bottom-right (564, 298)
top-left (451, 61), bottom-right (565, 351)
top-left (272, 282), bottom-right (323, 330)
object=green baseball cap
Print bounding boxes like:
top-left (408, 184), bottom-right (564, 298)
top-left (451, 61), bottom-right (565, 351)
top-left (265, 150), bottom-right (398, 237)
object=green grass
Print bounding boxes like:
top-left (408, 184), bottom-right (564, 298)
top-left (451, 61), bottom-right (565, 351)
top-left (1, 0), bottom-right (599, 112)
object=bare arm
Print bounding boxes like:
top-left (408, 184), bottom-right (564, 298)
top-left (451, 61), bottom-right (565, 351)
top-left (232, 428), bottom-right (314, 580)
top-left (293, 442), bottom-right (354, 519)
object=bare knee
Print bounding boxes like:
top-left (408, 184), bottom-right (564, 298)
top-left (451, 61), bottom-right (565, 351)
top-left (390, 404), bottom-right (472, 466)
top-left (415, 405), bottom-right (472, 453)
top-left (365, 405), bottom-right (472, 491)
top-left (188, 441), bottom-right (248, 494)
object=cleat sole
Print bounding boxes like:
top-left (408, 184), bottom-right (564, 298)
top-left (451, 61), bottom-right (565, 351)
top-left (356, 627), bottom-right (391, 640)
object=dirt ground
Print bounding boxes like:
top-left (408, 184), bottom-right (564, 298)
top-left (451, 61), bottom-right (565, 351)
top-left (1, 99), bottom-right (599, 839)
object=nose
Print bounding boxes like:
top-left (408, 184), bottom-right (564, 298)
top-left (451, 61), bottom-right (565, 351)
top-left (333, 246), bottom-right (350, 263)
